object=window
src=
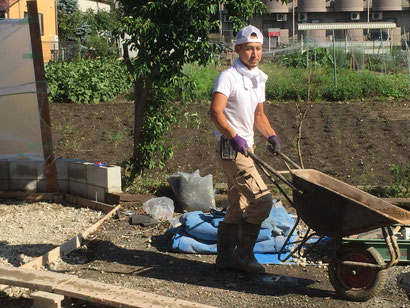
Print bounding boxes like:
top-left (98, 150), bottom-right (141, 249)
top-left (385, 18), bottom-right (397, 23)
top-left (24, 12), bottom-right (44, 36)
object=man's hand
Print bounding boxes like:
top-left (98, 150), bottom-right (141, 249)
top-left (267, 135), bottom-right (280, 154)
top-left (230, 134), bottom-right (248, 155)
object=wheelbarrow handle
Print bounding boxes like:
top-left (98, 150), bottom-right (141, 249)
top-left (276, 151), bottom-right (302, 170)
top-left (247, 150), bottom-right (298, 191)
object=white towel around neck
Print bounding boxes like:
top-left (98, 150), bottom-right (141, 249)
top-left (233, 58), bottom-right (268, 89)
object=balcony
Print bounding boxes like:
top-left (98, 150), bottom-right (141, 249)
top-left (372, 0), bottom-right (402, 11)
top-left (334, 0), bottom-right (364, 12)
top-left (262, 0), bottom-right (290, 13)
top-left (298, 0), bottom-right (327, 12)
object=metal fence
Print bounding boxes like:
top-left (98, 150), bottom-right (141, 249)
top-left (262, 32), bottom-right (410, 75)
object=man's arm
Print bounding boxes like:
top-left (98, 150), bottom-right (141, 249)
top-left (254, 103), bottom-right (276, 137)
top-left (210, 92), bottom-right (236, 139)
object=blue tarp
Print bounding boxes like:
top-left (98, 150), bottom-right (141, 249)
top-left (169, 199), bottom-right (298, 264)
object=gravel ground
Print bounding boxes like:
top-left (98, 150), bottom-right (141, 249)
top-left (0, 200), bottom-right (409, 308)
top-left (0, 200), bottom-right (103, 267)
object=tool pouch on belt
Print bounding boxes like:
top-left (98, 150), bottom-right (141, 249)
top-left (220, 135), bottom-right (237, 160)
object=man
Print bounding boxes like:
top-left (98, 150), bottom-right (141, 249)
top-left (210, 25), bottom-right (280, 274)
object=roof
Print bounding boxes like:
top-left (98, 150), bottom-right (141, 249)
top-left (298, 22), bottom-right (397, 31)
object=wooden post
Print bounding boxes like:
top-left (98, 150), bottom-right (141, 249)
top-left (27, 0), bottom-right (58, 193)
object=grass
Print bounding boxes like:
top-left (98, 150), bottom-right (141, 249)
top-left (107, 130), bottom-right (127, 147)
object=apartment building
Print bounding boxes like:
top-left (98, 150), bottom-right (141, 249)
top-left (0, 0), bottom-right (57, 62)
top-left (222, 0), bottom-right (410, 47)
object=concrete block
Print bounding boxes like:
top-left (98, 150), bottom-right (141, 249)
top-left (31, 291), bottom-right (64, 308)
top-left (68, 161), bottom-right (91, 183)
top-left (34, 161), bottom-right (45, 180)
top-left (86, 164), bottom-right (121, 189)
top-left (68, 180), bottom-right (87, 198)
top-left (57, 179), bottom-right (69, 193)
top-left (10, 179), bottom-right (37, 192)
top-left (37, 180), bottom-right (47, 193)
top-left (106, 186), bottom-right (122, 193)
top-left (0, 180), bottom-right (10, 191)
top-left (0, 161), bottom-right (9, 180)
top-left (86, 184), bottom-right (106, 202)
top-left (9, 160), bottom-right (38, 180)
top-left (56, 158), bottom-right (84, 180)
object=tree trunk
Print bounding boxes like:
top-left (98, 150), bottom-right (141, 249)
top-left (131, 74), bottom-right (155, 179)
top-left (132, 78), bottom-right (147, 162)
top-left (122, 43), bottom-right (158, 179)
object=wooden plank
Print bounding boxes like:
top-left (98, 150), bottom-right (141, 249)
top-left (0, 265), bottom-right (77, 293)
top-left (21, 204), bottom-right (121, 270)
top-left (0, 265), bottom-right (215, 308)
top-left (55, 278), bottom-right (216, 308)
top-left (64, 194), bottom-right (116, 214)
top-left (27, 0), bottom-right (58, 193)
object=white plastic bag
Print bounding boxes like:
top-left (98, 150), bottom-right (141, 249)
top-left (142, 197), bottom-right (175, 220)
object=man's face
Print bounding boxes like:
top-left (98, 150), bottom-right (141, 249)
top-left (235, 42), bottom-right (262, 69)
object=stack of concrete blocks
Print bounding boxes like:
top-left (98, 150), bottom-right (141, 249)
top-left (0, 158), bottom-right (121, 203)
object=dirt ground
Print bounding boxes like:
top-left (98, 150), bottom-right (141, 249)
top-left (49, 99), bottom-right (409, 187)
top-left (0, 99), bottom-right (409, 307)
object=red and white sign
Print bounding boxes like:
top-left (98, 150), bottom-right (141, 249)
top-left (268, 28), bottom-right (280, 37)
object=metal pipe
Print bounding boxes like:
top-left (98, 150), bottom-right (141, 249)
top-left (292, 0), bottom-right (295, 41)
top-left (332, 29), bottom-right (337, 88)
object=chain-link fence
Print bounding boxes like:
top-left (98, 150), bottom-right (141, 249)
top-left (42, 40), bottom-right (121, 62)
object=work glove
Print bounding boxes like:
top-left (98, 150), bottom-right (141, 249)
top-left (267, 135), bottom-right (280, 154)
top-left (229, 134), bottom-right (248, 155)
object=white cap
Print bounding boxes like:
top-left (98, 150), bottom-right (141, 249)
top-left (235, 25), bottom-right (263, 45)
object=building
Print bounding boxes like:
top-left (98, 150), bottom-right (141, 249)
top-left (221, 0), bottom-right (410, 48)
top-left (77, 0), bottom-right (110, 12)
top-left (0, 0), bottom-right (57, 62)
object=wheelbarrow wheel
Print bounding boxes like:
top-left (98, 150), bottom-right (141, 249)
top-left (328, 242), bottom-right (386, 302)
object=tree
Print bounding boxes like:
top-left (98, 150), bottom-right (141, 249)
top-left (57, 0), bottom-right (85, 42)
top-left (117, 0), bottom-right (288, 179)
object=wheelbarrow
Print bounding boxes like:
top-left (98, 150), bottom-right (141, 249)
top-left (248, 150), bottom-right (410, 302)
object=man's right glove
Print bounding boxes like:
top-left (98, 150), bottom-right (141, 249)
top-left (229, 134), bottom-right (248, 155)
top-left (267, 135), bottom-right (280, 154)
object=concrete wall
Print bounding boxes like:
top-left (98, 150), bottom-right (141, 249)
top-left (334, 0), bottom-right (364, 12)
top-left (0, 159), bottom-right (121, 203)
top-left (372, 0), bottom-right (402, 11)
top-left (263, 0), bottom-right (290, 13)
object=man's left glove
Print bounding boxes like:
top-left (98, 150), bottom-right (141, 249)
top-left (267, 135), bottom-right (280, 154)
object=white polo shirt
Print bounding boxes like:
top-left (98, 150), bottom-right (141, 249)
top-left (213, 61), bottom-right (267, 147)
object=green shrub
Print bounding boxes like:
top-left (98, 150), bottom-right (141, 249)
top-left (45, 59), bottom-right (132, 103)
top-left (169, 62), bottom-right (410, 103)
top-left (182, 63), bottom-right (220, 102)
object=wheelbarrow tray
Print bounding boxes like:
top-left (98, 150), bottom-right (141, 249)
top-left (290, 169), bottom-right (410, 238)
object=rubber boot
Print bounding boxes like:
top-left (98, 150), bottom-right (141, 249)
top-left (216, 222), bottom-right (239, 270)
top-left (233, 220), bottom-right (265, 274)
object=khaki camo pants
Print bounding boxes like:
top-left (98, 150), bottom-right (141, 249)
top-left (216, 142), bottom-right (272, 225)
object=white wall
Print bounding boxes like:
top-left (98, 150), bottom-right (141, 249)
top-left (78, 0), bottom-right (110, 12)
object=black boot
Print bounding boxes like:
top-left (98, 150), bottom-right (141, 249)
top-left (216, 222), bottom-right (239, 270)
top-left (233, 220), bottom-right (265, 274)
